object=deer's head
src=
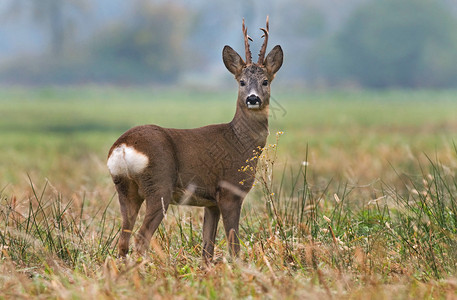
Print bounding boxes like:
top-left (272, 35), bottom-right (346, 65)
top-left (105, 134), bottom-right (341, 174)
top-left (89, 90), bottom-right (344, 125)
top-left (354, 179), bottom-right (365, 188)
top-left (223, 17), bottom-right (283, 112)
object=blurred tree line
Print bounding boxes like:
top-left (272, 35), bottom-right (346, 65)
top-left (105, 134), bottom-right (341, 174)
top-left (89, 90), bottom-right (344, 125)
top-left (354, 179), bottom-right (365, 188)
top-left (0, 1), bottom-right (189, 84)
top-left (309, 0), bottom-right (457, 88)
top-left (87, 3), bottom-right (188, 83)
top-left (5, 0), bottom-right (89, 56)
top-left (2, 0), bottom-right (457, 88)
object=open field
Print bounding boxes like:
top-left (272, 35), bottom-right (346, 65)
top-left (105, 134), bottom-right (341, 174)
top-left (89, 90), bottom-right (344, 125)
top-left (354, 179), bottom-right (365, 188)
top-left (1, 87), bottom-right (457, 298)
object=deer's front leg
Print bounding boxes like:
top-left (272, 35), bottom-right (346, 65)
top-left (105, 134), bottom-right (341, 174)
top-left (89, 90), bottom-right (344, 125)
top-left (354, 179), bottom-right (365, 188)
top-left (202, 206), bottom-right (221, 262)
top-left (218, 189), bottom-right (243, 257)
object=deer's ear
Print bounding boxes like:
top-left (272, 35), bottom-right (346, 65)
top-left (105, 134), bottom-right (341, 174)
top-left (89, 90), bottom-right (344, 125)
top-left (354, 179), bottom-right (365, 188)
top-left (264, 45), bottom-right (283, 78)
top-left (223, 45), bottom-right (245, 77)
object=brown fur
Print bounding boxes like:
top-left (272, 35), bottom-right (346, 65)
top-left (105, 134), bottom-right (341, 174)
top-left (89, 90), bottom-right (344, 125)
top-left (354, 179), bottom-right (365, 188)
top-left (108, 20), bottom-right (283, 261)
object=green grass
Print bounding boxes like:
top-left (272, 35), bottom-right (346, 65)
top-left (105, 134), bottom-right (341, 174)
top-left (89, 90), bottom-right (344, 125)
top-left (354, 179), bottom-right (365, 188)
top-left (0, 86), bottom-right (457, 298)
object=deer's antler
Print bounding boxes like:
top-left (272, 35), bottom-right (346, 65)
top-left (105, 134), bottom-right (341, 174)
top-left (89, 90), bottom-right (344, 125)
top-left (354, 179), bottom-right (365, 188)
top-left (257, 16), bottom-right (269, 65)
top-left (242, 18), bottom-right (253, 64)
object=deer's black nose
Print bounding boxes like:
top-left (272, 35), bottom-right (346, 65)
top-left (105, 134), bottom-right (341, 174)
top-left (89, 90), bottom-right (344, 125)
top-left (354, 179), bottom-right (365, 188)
top-left (246, 95), bottom-right (261, 109)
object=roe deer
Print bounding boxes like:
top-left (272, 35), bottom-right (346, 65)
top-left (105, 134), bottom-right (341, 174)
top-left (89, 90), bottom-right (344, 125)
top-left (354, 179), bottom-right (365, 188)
top-left (107, 17), bottom-right (283, 261)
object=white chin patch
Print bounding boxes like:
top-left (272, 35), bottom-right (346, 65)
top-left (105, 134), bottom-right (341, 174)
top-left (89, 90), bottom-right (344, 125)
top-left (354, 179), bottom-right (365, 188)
top-left (107, 144), bottom-right (149, 177)
top-left (247, 104), bottom-right (260, 109)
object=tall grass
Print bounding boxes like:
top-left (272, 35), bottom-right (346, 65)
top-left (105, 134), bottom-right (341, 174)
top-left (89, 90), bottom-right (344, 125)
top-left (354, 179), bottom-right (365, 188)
top-left (249, 138), bottom-right (457, 283)
top-left (0, 177), bottom-right (119, 270)
top-left (387, 148), bottom-right (457, 279)
top-left (1, 141), bottom-right (456, 298)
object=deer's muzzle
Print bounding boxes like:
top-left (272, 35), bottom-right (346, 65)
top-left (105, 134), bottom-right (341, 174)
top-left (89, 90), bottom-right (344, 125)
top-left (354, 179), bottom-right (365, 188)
top-left (246, 94), bottom-right (261, 109)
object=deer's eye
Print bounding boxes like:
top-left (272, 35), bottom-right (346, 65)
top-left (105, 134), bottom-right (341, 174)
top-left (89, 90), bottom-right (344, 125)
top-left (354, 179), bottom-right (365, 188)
top-left (240, 80), bottom-right (246, 86)
top-left (262, 80), bottom-right (268, 86)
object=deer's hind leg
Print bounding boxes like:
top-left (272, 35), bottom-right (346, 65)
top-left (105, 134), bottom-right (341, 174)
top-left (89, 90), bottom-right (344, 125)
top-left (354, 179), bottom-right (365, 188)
top-left (134, 174), bottom-right (173, 255)
top-left (115, 177), bottom-right (144, 257)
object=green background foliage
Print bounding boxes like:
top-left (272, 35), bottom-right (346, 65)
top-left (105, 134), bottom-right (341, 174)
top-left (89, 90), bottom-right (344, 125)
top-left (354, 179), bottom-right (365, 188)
top-left (310, 0), bottom-right (457, 88)
top-left (3, 0), bottom-right (457, 87)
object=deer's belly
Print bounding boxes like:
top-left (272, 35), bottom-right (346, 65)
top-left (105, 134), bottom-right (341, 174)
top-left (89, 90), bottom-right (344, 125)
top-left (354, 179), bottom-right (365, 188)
top-left (171, 189), bottom-right (217, 207)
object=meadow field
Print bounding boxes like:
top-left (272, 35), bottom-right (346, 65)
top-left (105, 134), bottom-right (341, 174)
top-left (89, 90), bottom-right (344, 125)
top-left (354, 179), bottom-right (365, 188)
top-left (1, 87), bottom-right (457, 299)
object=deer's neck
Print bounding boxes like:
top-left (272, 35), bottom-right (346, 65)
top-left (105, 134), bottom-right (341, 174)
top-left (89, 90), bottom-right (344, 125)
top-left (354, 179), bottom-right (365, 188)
top-left (230, 102), bottom-right (269, 152)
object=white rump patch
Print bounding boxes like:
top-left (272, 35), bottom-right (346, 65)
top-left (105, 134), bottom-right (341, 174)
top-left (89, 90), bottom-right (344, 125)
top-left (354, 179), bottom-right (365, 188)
top-left (107, 144), bottom-right (149, 177)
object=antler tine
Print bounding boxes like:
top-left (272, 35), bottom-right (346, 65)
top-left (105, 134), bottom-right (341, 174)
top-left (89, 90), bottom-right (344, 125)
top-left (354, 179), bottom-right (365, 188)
top-left (257, 15), bottom-right (269, 65)
top-left (242, 18), bottom-right (253, 64)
